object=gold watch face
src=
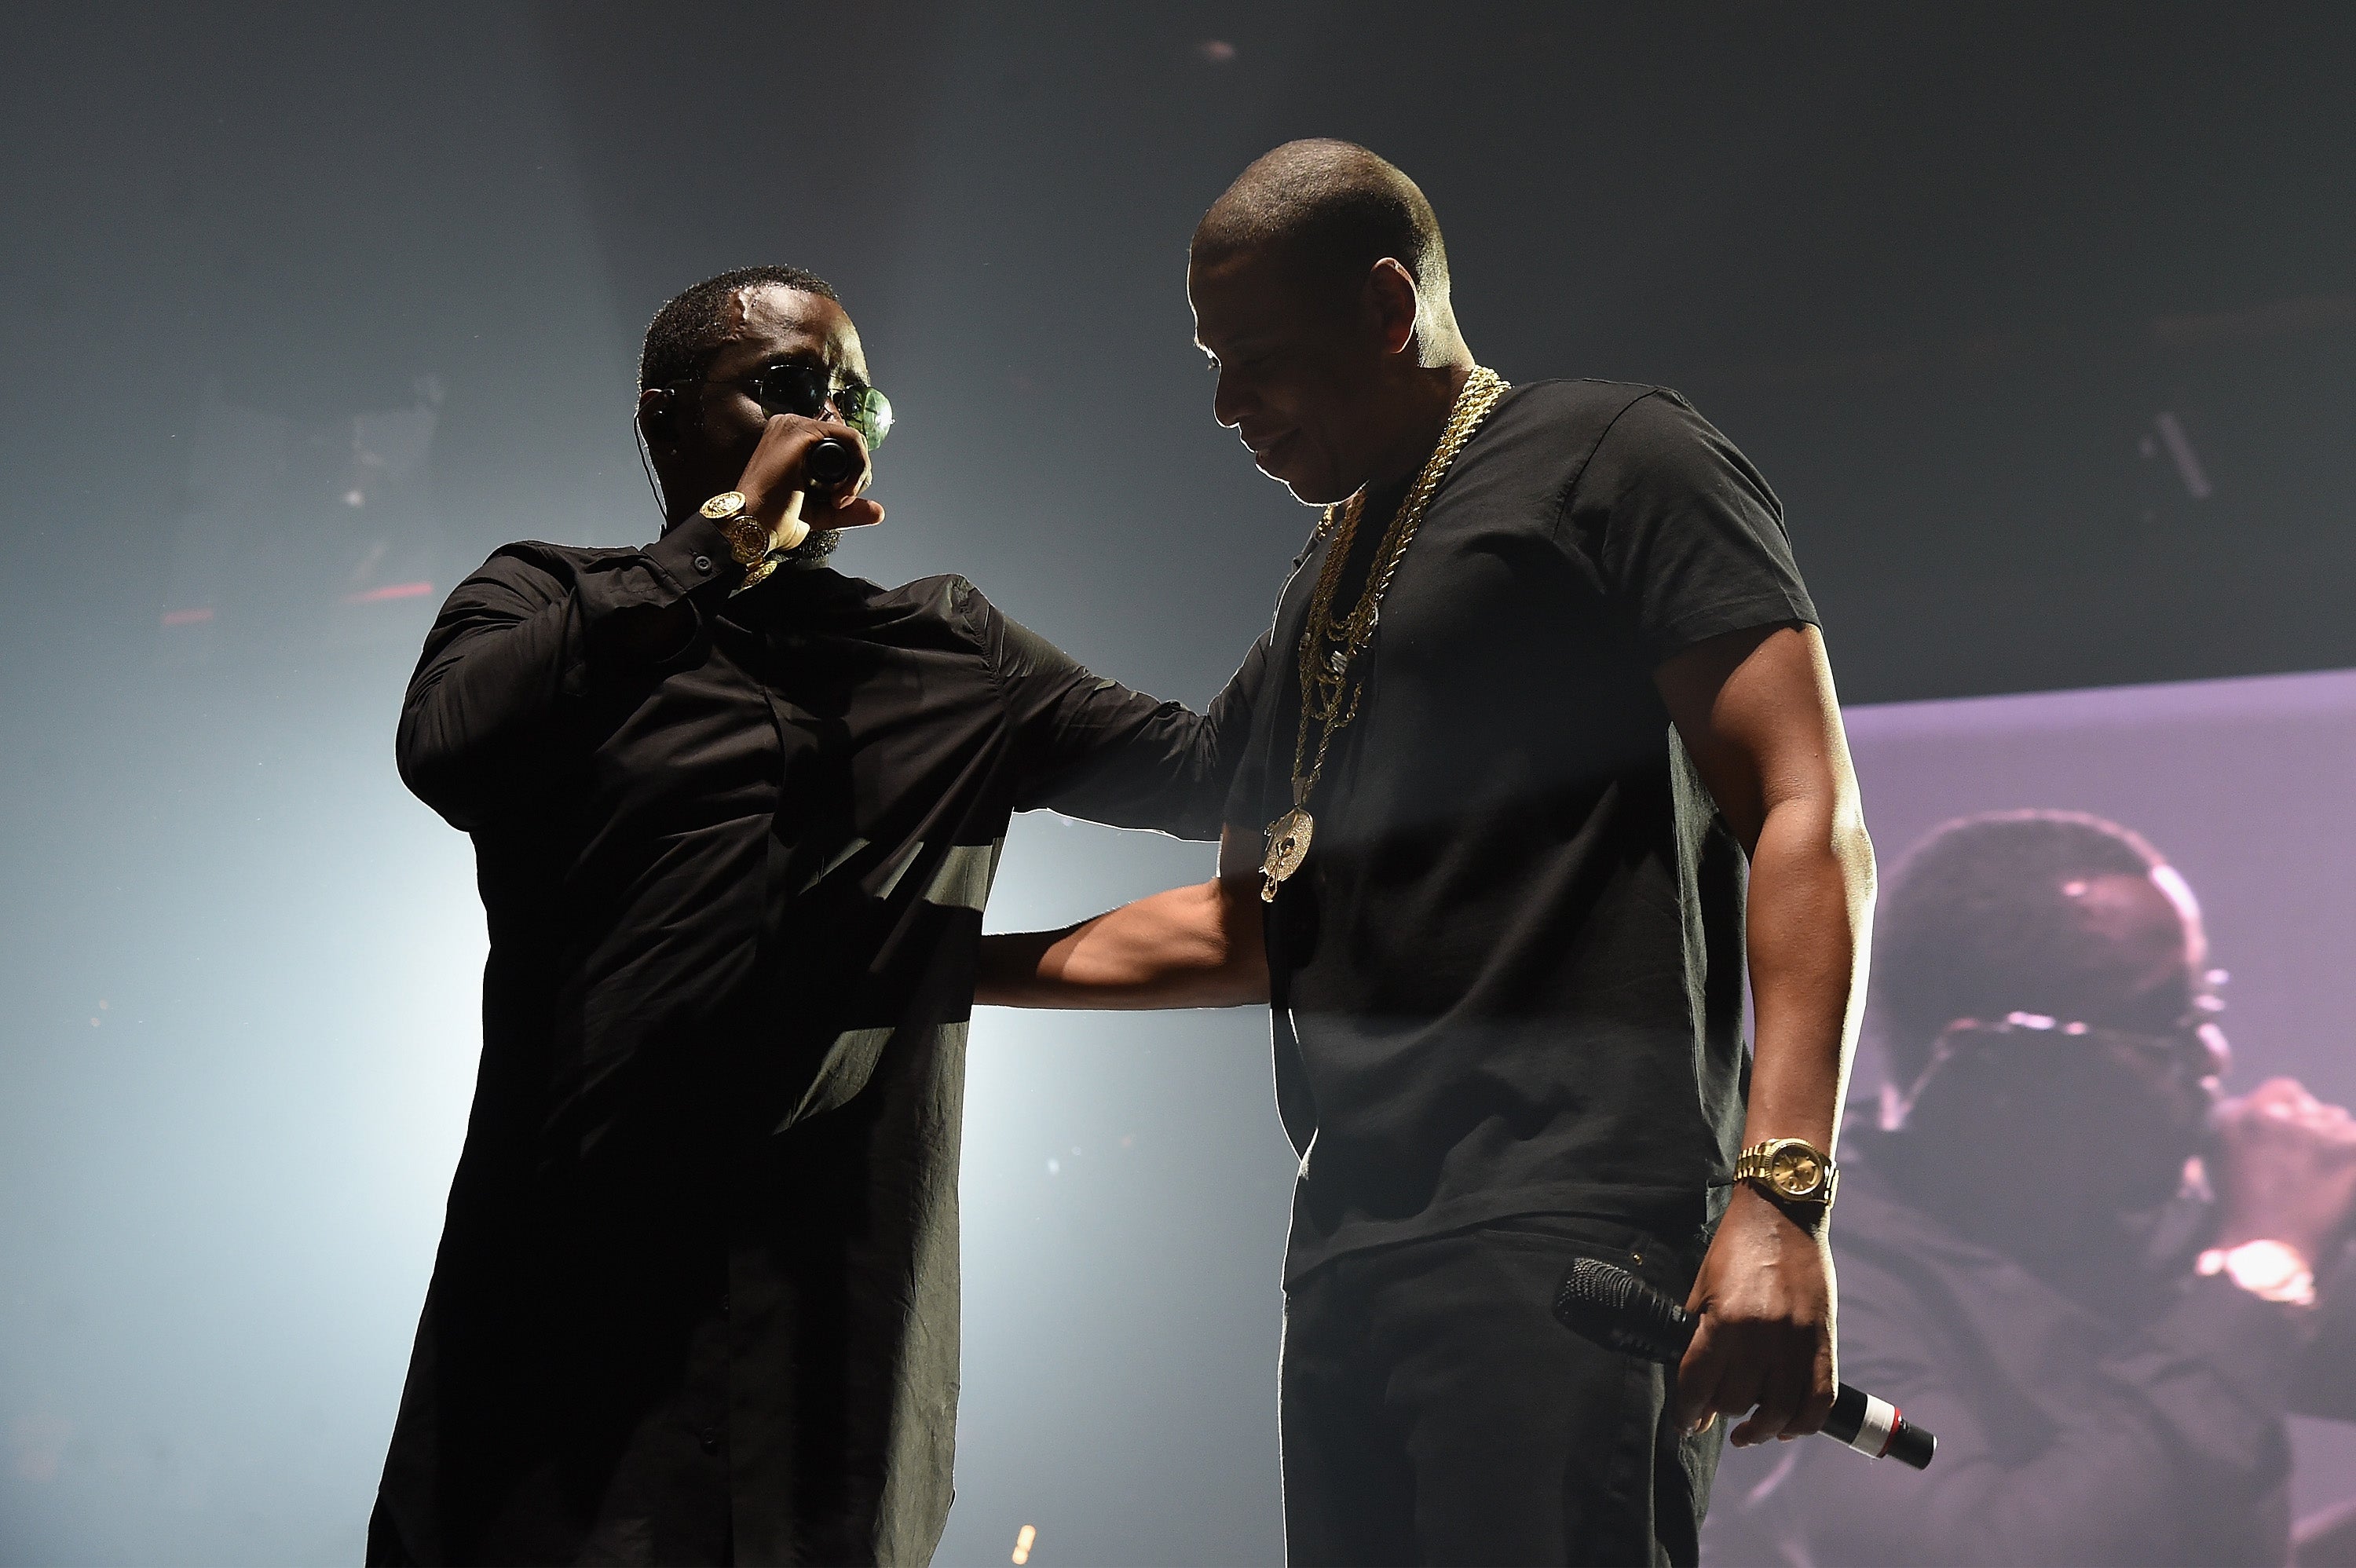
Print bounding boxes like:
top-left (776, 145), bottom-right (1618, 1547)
top-left (700, 490), bottom-right (748, 521)
top-left (1768, 1143), bottom-right (1826, 1198)
top-left (720, 514), bottom-right (772, 567)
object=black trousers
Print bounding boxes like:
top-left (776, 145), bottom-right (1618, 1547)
top-left (1279, 1212), bottom-right (1722, 1568)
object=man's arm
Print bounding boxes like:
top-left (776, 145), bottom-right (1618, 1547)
top-left (1654, 620), bottom-right (1875, 1447)
top-left (398, 535), bottom-right (738, 830)
top-left (1737, 1267), bottom-right (2314, 1566)
top-left (1770, 1083), bottom-right (2356, 1564)
top-left (977, 627), bottom-right (1271, 1008)
top-left (976, 824), bottom-right (1269, 1008)
top-left (1001, 627), bottom-right (1272, 842)
top-left (401, 416), bottom-right (865, 830)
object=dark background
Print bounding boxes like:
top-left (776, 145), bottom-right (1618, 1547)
top-left (2, 3), bottom-right (2351, 1563)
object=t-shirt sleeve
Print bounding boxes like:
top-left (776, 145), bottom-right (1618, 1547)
top-left (1559, 388), bottom-right (1817, 665)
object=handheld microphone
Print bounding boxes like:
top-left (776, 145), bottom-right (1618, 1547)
top-left (803, 437), bottom-right (861, 490)
top-left (1553, 1256), bottom-right (1936, 1470)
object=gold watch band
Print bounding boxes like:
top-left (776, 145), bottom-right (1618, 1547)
top-left (1735, 1137), bottom-right (1838, 1206)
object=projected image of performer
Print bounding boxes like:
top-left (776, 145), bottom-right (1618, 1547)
top-left (979, 141), bottom-right (1875, 1566)
top-left (368, 267), bottom-right (1243, 1566)
top-left (1707, 810), bottom-right (2356, 1567)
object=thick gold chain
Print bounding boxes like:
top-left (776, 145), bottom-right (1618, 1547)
top-left (1286, 365), bottom-right (1509, 810)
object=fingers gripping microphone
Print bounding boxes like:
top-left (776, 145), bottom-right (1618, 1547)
top-left (1553, 1257), bottom-right (1936, 1470)
top-left (803, 438), bottom-right (861, 490)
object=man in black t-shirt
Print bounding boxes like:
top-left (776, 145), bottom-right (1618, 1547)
top-left (980, 142), bottom-right (1875, 1566)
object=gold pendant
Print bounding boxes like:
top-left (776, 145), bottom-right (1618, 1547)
top-left (1260, 806), bottom-right (1314, 901)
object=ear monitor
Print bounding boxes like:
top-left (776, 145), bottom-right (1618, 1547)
top-left (633, 399), bottom-right (674, 522)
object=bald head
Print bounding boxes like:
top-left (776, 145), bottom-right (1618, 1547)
top-left (1188, 141), bottom-right (1473, 505)
top-left (1194, 139), bottom-right (1450, 296)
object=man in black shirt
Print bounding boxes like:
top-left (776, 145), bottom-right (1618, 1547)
top-left (981, 143), bottom-right (1875, 1564)
top-left (367, 266), bottom-right (1239, 1566)
top-left (1705, 811), bottom-right (2356, 1566)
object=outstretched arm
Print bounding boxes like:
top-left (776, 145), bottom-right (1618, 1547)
top-left (975, 825), bottom-right (1270, 1009)
top-left (1656, 621), bottom-right (1875, 1448)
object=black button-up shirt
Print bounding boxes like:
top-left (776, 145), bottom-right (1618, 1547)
top-left (368, 517), bottom-right (1236, 1566)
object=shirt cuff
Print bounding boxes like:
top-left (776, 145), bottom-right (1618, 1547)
top-left (2149, 1272), bottom-right (2314, 1411)
top-left (642, 514), bottom-right (747, 595)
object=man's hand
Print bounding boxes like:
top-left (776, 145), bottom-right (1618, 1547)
top-left (2214, 1077), bottom-right (2356, 1263)
top-left (1675, 1183), bottom-right (1837, 1446)
top-left (737, 413), bottom-right (885, 543)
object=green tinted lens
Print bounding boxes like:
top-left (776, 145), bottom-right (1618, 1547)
top-left (835, 384), bottom-right (892, 448)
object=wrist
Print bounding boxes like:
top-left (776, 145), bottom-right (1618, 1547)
top-left (700, 490), bottom-right (767, 561)
top-left (2197, 1238), bottom-right (2318, 1308)
top-left (699, 489), bottom-right (805, 587)
top-left (2216, 1212), bottom-right (2335, 1263)
top-left (745, 492), bottom-right (809, 554)
top-left (1726, 1176), bottom-right (1832, 1242)
top-left (1732, 1135), bottom-right (1838, 1221)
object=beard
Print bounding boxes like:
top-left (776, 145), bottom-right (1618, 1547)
top-left (1897, 1036), bottom-right (2209, 1221)
top-left (776, 528), bottom-right (841, 568)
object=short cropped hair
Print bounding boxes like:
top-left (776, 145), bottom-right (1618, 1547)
top-left (1194, 139), bottom-right (1449, 294)
top-left (638, 265), bottom-right (839, 391)
top-left (1872, 810), bottom-right (2176, 1083)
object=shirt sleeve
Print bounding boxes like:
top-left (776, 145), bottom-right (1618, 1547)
top-left (980, 592), bottom-right (1249, 841)
top-left (1216, 630), bottom-right (1276, 835)
top-left (2292, 1242), bottom-right (2356, 1420)
top-left (1751, 1267), bottom-right (2306, 1566)
top-left (395, 518), bottom-right (744, 831)
top-left (1559, 388), bottom-right (1818, 666)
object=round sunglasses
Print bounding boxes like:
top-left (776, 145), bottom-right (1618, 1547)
top-left (695, 360), bottom-right (893, 450)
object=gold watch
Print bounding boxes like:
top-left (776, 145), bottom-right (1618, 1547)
top-left (1735, 1138), bottom-right (1838, 1207)
top-left (700, 490), bottom-right (772, 568)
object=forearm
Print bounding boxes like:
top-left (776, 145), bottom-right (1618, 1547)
top-left (1743, 792), bottom-right (1874, 1150)
top-left (1658, 626), bottom-right (1875, 1437)
top-left (976, 877), bottom-right (1268, 1009)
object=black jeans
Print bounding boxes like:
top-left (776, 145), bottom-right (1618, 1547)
top-left (1279, 1212), bottom-right (1721, 1568)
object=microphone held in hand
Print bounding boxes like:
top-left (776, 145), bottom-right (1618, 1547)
top-left (803, 437), bottom-right (861, 491)
top-left (1553, 1256), bottom-right (1936, 1470)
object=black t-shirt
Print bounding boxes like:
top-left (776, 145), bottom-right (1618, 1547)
top-left (1216, 380), bottom-right (1818, 1282)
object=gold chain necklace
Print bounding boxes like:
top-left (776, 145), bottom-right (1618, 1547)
top-left (1260, 365), bottom-right (1509, 901)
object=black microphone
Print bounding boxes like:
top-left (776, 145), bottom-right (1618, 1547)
top-left (1553, 1256), bottom-right (1936, 1470)
top-left (803, 437), bottom-right (861, 490)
